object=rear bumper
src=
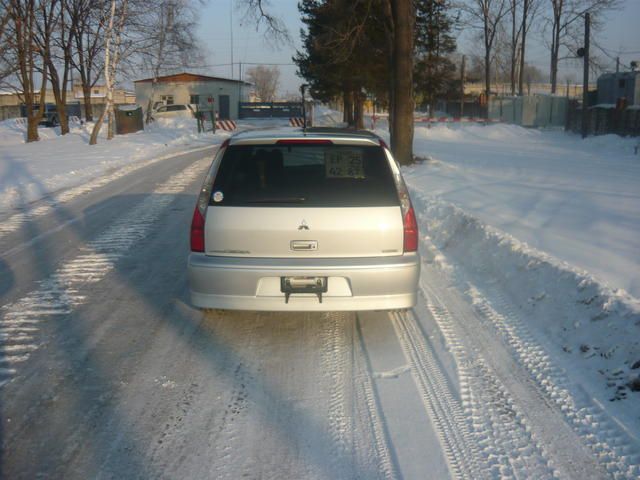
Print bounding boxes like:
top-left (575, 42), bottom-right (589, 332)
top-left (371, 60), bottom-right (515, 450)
top-left (188, 253), bottom-right (420, 312)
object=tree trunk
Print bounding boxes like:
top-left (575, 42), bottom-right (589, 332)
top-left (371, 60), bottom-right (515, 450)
top-left (389, 0), bottom-right (414, 165)
top-left (49, 71), bottom-right (69, 134)
top-left (354, 91), bottom-right (364, 130)
top-left (82, 84), bottom-right (94, 121)
top-left (510, 0), bottom-right (517, 95)
top-left (26, 111), bottom-right (39, 142)
top-left (343, 89), bottom-right (354, 126)
top-left (518, 0), bottom-right (528, 96)
top-left (485, 49), bottom-right (491, 104)
top-left (550, 15), bottom-right (560, 94)
top-left (89, 104), bottom-right (106, 145)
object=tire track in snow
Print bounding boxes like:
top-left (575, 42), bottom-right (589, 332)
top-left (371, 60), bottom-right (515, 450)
top-left (322, 312), bottom-right (398, 480)
top-left (423, 297), bottom-right (556, 479)
top-left (0, 145), bottom-right (215, 240)
top-left (353, 317), bottom-right (399, 480)
top-left (0, 158), bottom-right (210, 387)
top-left (389, 309), bottom-right (482, 480)
top-left (466, 281), bottom-right (640, 479)
top-left (321, 313), bottom-right (354, 470)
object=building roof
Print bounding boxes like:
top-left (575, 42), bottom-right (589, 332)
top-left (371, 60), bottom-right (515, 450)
top-left (598, 71), bottom-right (640, 79)
top-left (134, 72), bottom-right (251, 85)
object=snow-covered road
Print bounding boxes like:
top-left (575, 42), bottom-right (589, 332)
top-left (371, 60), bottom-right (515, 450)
top-left (1, 141), bottom-right (638, 479)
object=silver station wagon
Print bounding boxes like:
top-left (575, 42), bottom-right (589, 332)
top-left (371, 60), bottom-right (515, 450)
top-left (188, 128), bottom-right (420, 311)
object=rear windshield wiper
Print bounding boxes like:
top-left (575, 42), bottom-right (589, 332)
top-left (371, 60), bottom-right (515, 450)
top-left (247, 197), bottom-right (306, 204)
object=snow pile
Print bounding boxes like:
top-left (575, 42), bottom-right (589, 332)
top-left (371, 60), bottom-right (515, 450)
top-left (402, 123), bottom-right (640, 298)
top-left (0, 116), bottom-right (226, 213)
top-left (413, 192), bottom-right (640, 399)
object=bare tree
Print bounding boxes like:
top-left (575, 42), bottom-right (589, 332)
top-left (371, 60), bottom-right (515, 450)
top-left (34, 0), bottom-right (76, 135)
top-left (131, 0), bottom-right (201, 123)
top-left (508, 0), bottom-right (521, 95)
top-left (246, 65), bottom-right (280, 102)
top-left (238, 0), bottom-right (290, 45)
top-left (69, 0), bottom-right (107, 121)
top-left (545, 0), bottom-right (620, 93)
top-left (458, 0), bottom-right (510, 100)
top-left (89, 0), bottom-right (128, 144)
top-left (518, 0), bottom-right (540, 95)
top-left (0, 5), bottom-right (13, 82)
top-left (3, 0), bottom-right (49, 142)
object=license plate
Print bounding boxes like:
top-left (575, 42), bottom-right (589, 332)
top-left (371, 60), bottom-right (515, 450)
top-left (281, 276), bottom-right (328, 303)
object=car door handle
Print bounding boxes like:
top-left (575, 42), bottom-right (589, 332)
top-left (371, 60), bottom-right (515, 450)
top-left (291, 240), bottom-right (318, 251)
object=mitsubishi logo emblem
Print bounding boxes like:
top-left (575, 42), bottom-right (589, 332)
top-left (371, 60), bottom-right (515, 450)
top-left (298, 220), bottom-right (310, 230)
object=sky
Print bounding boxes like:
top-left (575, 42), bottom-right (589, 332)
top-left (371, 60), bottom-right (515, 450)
top-left (195, 0), bottom-right (640, 97)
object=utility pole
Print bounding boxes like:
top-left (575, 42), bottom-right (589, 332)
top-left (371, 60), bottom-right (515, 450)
top-left (229, 0), bottom-right (234, 78)
top-left (616, 57), bottom-right (620, 73)
top-left (581, 12), bottom-right (590, 139)
top-left (238, 61), bottom-right (242, 104)
top-left (460, 55), bottom-right (466, 118)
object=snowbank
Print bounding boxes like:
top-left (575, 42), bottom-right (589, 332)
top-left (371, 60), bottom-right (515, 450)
top-left (413, 193), bottom-right (640, 401)
top-left (0, 117), bottom-right (227, 214)
top-left (402, 123), bottom-right (640, 298)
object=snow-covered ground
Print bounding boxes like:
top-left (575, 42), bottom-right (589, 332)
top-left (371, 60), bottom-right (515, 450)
top-left (398, 124), bottom-right (640, 298)
top-left (2, 114), bottom-right (639, 477)
top-left (387, 123), bottom-right (640, 458)
top-left (0, 117), bottom-right (228, 214)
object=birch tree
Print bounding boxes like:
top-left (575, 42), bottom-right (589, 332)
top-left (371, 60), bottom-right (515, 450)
top-left (89, 0), bottom-right (127, 144)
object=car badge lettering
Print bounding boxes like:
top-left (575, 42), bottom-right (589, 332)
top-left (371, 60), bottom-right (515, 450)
top-left (298, 220), bottom-right (310, 231)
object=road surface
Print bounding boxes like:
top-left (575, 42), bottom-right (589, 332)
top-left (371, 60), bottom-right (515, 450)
top-left (1, 144), bottom-right (637, 479)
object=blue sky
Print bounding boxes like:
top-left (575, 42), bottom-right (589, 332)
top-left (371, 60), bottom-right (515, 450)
top-left (195, 0), bottom-right (640, 96)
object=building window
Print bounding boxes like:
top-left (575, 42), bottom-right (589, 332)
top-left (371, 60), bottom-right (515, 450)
top-left (190, 94), bottom-right (199, 104)
top-left (93, 89), bottom-right (100, 94)
top-left (161, 95), bottom-right (174, 105)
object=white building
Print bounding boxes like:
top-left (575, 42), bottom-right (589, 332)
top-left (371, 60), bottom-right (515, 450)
top-left (134, 72), bottom-right (251, 119)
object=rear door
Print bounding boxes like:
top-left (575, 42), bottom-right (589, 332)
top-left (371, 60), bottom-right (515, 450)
top-left (204, 141), bottom-right (404, 258)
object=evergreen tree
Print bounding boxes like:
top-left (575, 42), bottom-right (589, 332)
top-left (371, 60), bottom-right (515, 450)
top-left (295, 0), bottom-right (389, 128)
top-left (413, 0), bottom-right (457, 114)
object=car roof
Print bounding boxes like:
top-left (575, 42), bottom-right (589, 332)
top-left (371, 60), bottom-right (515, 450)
top-left (228, 127), bottom-right (385, 147)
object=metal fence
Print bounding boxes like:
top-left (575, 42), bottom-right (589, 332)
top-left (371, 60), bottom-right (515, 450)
top-left (566, 102), bottom-right (640, 137)
top-left (489, 95), bottom-right (568, 127)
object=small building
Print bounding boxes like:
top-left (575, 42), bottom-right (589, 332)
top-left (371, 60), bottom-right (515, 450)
top-left (597, 71), bottom-right (640, 106)
top-left (133, 72), bottom-right (251, 120)
top-left (0, 85), bottom-right (135, 121)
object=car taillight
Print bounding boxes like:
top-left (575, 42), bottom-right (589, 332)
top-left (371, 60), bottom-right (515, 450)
top-left (190, 206), bottom-right (205, 252)
top-left (403, 206), bottom-right (418, 252)
top-left (190, 144), bottom-right (227, 253)
top-left (383, 148), bottom-right (419, 253)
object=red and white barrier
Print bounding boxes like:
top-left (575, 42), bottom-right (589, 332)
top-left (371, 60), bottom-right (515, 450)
top-left (289, 117), bottom-right (305, 127)
top-left (215, 120), bottom-right (237, 131)
top-left (414, 116), bottom-right (491, 124)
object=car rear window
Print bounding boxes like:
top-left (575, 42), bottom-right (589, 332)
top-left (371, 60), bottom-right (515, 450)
top-left (209, 144), bottom-right (400, 207)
